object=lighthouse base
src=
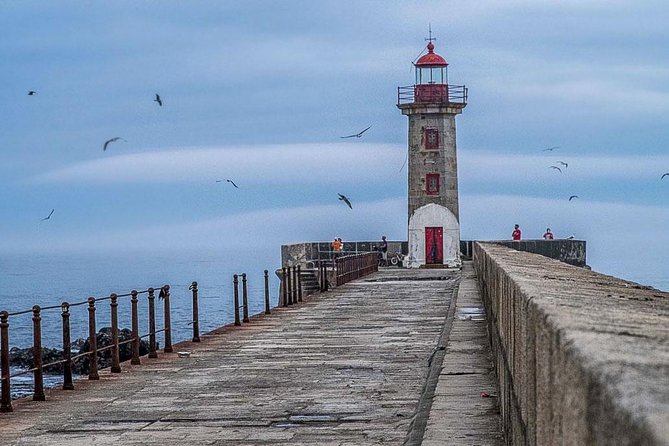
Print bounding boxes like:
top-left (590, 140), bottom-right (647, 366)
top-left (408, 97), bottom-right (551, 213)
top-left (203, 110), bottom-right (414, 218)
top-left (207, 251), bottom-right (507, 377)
top-left (406, 203), bottom-right (461, 269)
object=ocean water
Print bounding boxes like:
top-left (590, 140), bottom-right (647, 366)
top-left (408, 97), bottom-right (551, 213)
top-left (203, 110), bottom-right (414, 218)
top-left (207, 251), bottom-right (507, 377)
top-left (0, 250), bottom-right (281, 397)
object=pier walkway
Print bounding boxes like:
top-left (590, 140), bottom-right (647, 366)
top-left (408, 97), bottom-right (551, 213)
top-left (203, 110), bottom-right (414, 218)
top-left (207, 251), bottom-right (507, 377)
top-left (0, 266), bottom-right (501, 445)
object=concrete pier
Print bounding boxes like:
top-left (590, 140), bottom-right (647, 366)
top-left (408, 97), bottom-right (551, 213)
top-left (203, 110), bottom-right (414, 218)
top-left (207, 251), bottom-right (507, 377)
top-left (0, 268), bottom-right (503, 445)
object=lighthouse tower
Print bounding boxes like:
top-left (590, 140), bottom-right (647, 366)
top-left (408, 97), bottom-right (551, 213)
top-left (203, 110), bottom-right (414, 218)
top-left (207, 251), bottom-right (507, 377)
top-left (397, 37), bottom-right (467, 268)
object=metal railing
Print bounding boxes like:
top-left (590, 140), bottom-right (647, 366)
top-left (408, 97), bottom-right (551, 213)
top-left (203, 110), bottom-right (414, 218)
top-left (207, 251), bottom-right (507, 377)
top-left (335, 253), bottom-right (379, 286)
top-left (0, 285), bottom-right (172, 412)
top-left (1, 269), bottom-right (278, 413)
top-left (279, 266), bottom-right (303, 307)
top-left (397, 84), bottom-right (468, 106)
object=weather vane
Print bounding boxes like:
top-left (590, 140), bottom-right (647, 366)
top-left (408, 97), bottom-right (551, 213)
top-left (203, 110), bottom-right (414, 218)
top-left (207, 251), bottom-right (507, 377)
top-left (425, 23), bottom-right (436, 43)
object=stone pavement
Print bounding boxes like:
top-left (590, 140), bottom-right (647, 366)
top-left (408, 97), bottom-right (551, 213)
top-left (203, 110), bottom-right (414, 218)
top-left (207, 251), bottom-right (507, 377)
top-left (421, 262), bottom-right (502, 445)
top-left (0, 267), bottom-right (502, 445)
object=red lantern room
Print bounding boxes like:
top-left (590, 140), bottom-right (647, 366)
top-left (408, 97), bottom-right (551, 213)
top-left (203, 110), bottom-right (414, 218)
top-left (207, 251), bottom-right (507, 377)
top-left (414, 41), bottom-right (449, 103)
top-left (397, 35), bottom-right (467, 107)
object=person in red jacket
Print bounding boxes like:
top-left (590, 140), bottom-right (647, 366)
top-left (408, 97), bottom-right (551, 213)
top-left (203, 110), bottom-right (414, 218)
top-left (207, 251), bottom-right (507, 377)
top-left (512, 224), bottom-right (522, 240)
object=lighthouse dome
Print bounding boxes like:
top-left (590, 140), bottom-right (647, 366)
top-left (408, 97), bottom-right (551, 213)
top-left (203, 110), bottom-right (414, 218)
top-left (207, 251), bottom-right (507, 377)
top-left (415, 42), bottom-right (448, 67)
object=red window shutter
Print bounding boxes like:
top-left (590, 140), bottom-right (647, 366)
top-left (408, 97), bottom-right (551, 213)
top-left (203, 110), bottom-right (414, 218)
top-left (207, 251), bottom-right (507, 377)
top-left (424, 128), bottom-right (439, 150)
top-left (426, 173), bottom-right (440, 195)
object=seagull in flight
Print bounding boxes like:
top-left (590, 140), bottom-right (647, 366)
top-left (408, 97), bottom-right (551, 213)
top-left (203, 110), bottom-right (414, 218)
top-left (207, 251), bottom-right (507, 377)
top-left (338, 193), bottom-right (352, 209)
top-left (542, 146), bottom-right (560, 152)
top-left (340, 125), bottom-right (371, 139)
top-left (661, 173), bottom-right (669, 180)
top-left (569, 195), bottom-right (579, 201)
top-left (27, 90), bottom-right (37, 96)
top-left (557, 161), bottom-right (568, 168)
top-left (41, 209), bottom-right (54, 221)
top-left (103, 137), bottom-right (126, 151)
top-left (549, 166), bottom-right (562, 173)
top-left (216, 179), bottom-right (238, 188)
top-left (154, 93), bottom-right (162, 106)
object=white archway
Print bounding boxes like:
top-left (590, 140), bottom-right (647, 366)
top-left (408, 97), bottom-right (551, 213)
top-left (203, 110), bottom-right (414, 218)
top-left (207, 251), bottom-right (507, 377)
top-left (407, 203), bottom-right (460, 268)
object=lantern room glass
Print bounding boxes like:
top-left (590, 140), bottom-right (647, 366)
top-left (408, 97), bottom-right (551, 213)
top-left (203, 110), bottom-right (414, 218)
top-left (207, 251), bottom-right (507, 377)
top-left (415, 66), bottom-right (447, 85)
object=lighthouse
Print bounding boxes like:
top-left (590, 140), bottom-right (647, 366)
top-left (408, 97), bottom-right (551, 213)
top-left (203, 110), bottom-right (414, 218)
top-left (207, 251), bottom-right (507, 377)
top-left (397, 37), bottom-right (467, 268)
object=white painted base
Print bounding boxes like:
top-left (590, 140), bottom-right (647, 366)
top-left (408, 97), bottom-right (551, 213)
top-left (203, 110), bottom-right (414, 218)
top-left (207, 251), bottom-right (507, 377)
top-left (407, 203), bottom-right (461, 268)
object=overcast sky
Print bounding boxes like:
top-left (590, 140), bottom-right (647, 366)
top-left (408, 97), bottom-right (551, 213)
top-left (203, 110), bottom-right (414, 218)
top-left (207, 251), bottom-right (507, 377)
top-left (1, 1), bottom-right (668, 287)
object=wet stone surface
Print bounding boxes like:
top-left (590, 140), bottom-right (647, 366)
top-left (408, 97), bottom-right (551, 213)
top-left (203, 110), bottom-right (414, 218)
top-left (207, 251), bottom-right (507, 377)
top-left (0, 269), bottom-right (460, 445)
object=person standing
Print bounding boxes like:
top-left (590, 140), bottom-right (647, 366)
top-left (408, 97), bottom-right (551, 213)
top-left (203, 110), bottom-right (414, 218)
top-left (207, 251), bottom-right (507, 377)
top-left (543, 228), bottom-right (554, 240)
top-left (512, 224), bottom-right (522, 241)
top-left (331, 238), bottom-right (341, 258)
top-left (379, 236), bottom-right (388, 266)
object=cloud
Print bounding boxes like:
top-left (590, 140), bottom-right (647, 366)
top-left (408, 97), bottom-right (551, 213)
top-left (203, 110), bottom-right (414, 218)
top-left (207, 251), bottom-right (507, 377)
top-left (9, 197), bottom-right (406, 254)
top-left (460, 151), bottom-right (669, 183)
top-left (29, 143), bottom-right (405, 185)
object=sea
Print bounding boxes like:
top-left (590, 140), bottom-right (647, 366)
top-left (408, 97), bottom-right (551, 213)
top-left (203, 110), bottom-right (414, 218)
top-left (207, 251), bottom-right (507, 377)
top-left (0, 250), bottom-right (281, 398)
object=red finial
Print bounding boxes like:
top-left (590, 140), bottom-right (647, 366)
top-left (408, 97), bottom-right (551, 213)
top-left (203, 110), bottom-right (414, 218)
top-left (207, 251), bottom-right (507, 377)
top-left (427, 41), bottom-right (434, 53)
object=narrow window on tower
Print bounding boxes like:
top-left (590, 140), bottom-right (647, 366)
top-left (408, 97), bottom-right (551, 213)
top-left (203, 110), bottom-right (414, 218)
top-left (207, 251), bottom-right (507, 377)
top-left (426, 173), bottom-right (440, 195)
top-left (424, 128), bottom-right (439, 150)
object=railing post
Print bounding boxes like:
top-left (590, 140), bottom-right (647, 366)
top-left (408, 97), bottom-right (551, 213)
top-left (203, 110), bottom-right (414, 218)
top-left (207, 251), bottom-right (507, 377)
top-left (61, 302), bottom-right (74, 390)
top-left (264, 270), bottom-right (271, 314)
top-left (130, 290), bottom-right (140, 365)
top-left (32, 305), bottom-right (45, 401)
top-left (242, 273), bottom-right (250, 323)
top-left (110, 293), bottom-right (121, 373)
top-left (291, 266), bottom-right (297, 304)
top-left (87, 297), bottom-right (99, 380)
top-left (162, 285), bottom-right (173, 353)
top-left (1, 311), bottom-right (12, 412)
top-left (233, 274), bottom-right (241, 326)
top-left (286, 267), bottom-right (293, 305)
top-left (191, 282), bottom-right (200, 342)
top-left (319, 261), bottom-right (324, 292)
top-left (297, 265), bottom-right (303, 302)
top-left (282, 268), bottom-right (288, 307)
top-left (147, 288), bottom-right (157, 359)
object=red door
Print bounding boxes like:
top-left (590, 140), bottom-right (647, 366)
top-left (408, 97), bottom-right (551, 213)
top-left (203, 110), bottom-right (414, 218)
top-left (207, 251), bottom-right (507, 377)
top-left (425, 227), bottom-right (443, 264)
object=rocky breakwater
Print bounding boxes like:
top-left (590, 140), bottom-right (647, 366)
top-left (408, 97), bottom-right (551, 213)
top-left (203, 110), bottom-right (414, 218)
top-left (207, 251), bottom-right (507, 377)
top-left (10, 327), bottom-right (149, 375)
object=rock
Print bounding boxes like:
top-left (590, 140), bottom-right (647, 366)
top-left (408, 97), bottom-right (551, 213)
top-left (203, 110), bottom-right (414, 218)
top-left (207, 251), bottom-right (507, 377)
top-left (76, 327), bottom-right (149, 375)
top-left (10, 327), bottom-right (149, 375)
top-left (10, 346), bottom-right (64, 373)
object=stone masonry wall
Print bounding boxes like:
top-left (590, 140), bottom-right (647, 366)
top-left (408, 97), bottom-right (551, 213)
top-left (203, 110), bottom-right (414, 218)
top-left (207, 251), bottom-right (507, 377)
top-left (473, 242), bottom-right (669, 445)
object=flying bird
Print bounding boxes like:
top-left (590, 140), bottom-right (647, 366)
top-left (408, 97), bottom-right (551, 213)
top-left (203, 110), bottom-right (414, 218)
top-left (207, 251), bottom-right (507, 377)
top-left (41, 209), bottom-right (54, 221)
top-left (340, 125), bottom-right (371, 139)
top-left (338, 193), bottom-right (352, 209)
top-left (103, 137), bottom-right (126, 151)
top-left (661, 173), bottom-right (669, 180)
top-left (216, 179), bottom-right (239, 188)
top-left (27, 90), bottom-right (37, 96)
top-left (569, 195), bottom-right (579, 201)
top-left (541, 146), bottom-right (560, 152)
top-left (154, 93), bottom-right (162, 106)
top-left (549, 166), bottom-right (562, 173)
top-left (557, 161), bottom-right (568, 168)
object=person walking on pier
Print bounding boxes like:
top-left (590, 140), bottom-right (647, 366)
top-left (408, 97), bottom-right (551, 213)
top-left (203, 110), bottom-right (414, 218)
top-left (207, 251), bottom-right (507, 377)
top-left (331, 238), bottom-right (342, 258)
top-left (543, 228), bottom-right (554, 240)
top-left (379, 236), bottom-right (388, 266)
top-left (512, 224), bottom-right (522, 241)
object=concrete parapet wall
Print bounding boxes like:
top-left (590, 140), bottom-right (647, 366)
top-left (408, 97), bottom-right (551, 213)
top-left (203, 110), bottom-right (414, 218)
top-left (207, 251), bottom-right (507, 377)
top-left (281, 241), bottom-right (407, 267)
top-left (462, 239), bottom-right (586, 267)
top-left (473, 242), bottom-right (669, 445)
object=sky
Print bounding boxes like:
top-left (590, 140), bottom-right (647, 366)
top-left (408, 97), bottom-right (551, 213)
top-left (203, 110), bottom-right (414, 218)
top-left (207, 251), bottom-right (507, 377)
top-left (1, 1), bottom-right (668, 288)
